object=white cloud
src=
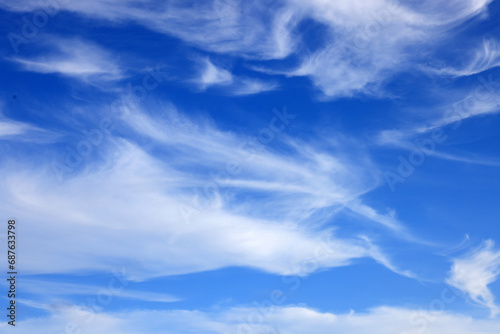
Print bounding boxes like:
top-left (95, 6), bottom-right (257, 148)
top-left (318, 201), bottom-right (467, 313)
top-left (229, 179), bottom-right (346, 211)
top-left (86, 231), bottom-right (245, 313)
top-left (0, 102), bottom-right (409, 280)
top-left (425, 39), bottom-right (500, 77)
top-left (1, 0), bottom-right (300, 60)
top-left (121, 103), bottom-right (404, 228)
top-left (0, 117), bottom-right (59, 143)
top-left (447, 240), bottom-right (500, 317)
top-left (6, 305), bottom-right (500, 334)
top-left (283, 0), bottom-right (494, 98)
top-left (145, 0), bottom-right (299, 59)
top-left (229, 78), bottom-right (278, 95)
top-left (20, 279), bottom-right (180, 303)
top-left (198, 58), bottom-right (233, 88)
top-left (195, 58), bottom-right (278, 95)
top-left (2, 0), bottom-right (495, 98)
top-left (10, 37), bottom-right (124, 83)
top-left (0, 119), bottom-right (38, 136)
top-left (345, 201), bottom-right (402, 231)
top-left (375, 89), bottom-right (500, 165)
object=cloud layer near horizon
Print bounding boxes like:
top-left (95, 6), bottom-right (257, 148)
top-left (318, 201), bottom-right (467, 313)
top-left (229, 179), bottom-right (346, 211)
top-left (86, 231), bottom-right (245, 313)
top-left (4, 304), bottom-right (500, 334)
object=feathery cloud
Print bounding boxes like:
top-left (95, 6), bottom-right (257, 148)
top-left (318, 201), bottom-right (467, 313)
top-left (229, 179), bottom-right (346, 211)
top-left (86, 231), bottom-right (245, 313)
top-left (447, 240), bottom-right (500, 317)
top-left (0, 102), bottom-right (409, 280)
top-left (10, 37), bottom-right (124, 83)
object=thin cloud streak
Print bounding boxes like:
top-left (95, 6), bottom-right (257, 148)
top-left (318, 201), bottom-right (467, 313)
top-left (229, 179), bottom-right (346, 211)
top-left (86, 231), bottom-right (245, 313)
top-left (21, 279), bottom-right (181, 303)
top-left (10, 37), bottom-right (125, 83)
top-left (194, 58), bottom-right (278, 95)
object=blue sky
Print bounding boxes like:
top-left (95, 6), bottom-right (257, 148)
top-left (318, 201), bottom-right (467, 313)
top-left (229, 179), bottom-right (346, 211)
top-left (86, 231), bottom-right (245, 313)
top-left (1, 0), bottom-right (500, 333)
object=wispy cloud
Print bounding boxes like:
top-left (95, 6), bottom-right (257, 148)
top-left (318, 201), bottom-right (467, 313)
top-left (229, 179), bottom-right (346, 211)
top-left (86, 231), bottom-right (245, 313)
top-left (447, 240), bottom-right (500, 317)
top-left (0, 1), bottom-right (499, 332)
top-left (1, 0), bottom-right (495, 98)
top-left (20, 279), bottom-right (180, 303)
top-left (284, 0), bottom-right (493, 98)
top-left (0, 101), bottom-right (410, 280)
top-left (10, 37), bottom-right (124, 84)
top-left (425, 39), bottom-right (500, 77)
top-left (1, 0), bottom-right (299, 60)
top-left (229, 78), bottom-right (278, 95)
top-left (376, 88), bottom-right (500, 166)
top-left (0, 116), bottom-right (59, 143)
top-left (197, 58), bottom-right (233, 88)
top-left (194, 58), bottom-right (278, 95)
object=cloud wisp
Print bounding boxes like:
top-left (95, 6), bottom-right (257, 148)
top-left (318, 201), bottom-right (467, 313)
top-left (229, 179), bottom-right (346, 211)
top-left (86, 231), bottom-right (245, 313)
top-left (20, 279), bottom-right (180, 303)
top-left (9, 37), bottom-right (125, 84)
top-left (194, 58), bottom-right (278, 95)
top-left (447, 240), bottom-right (500, 317)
